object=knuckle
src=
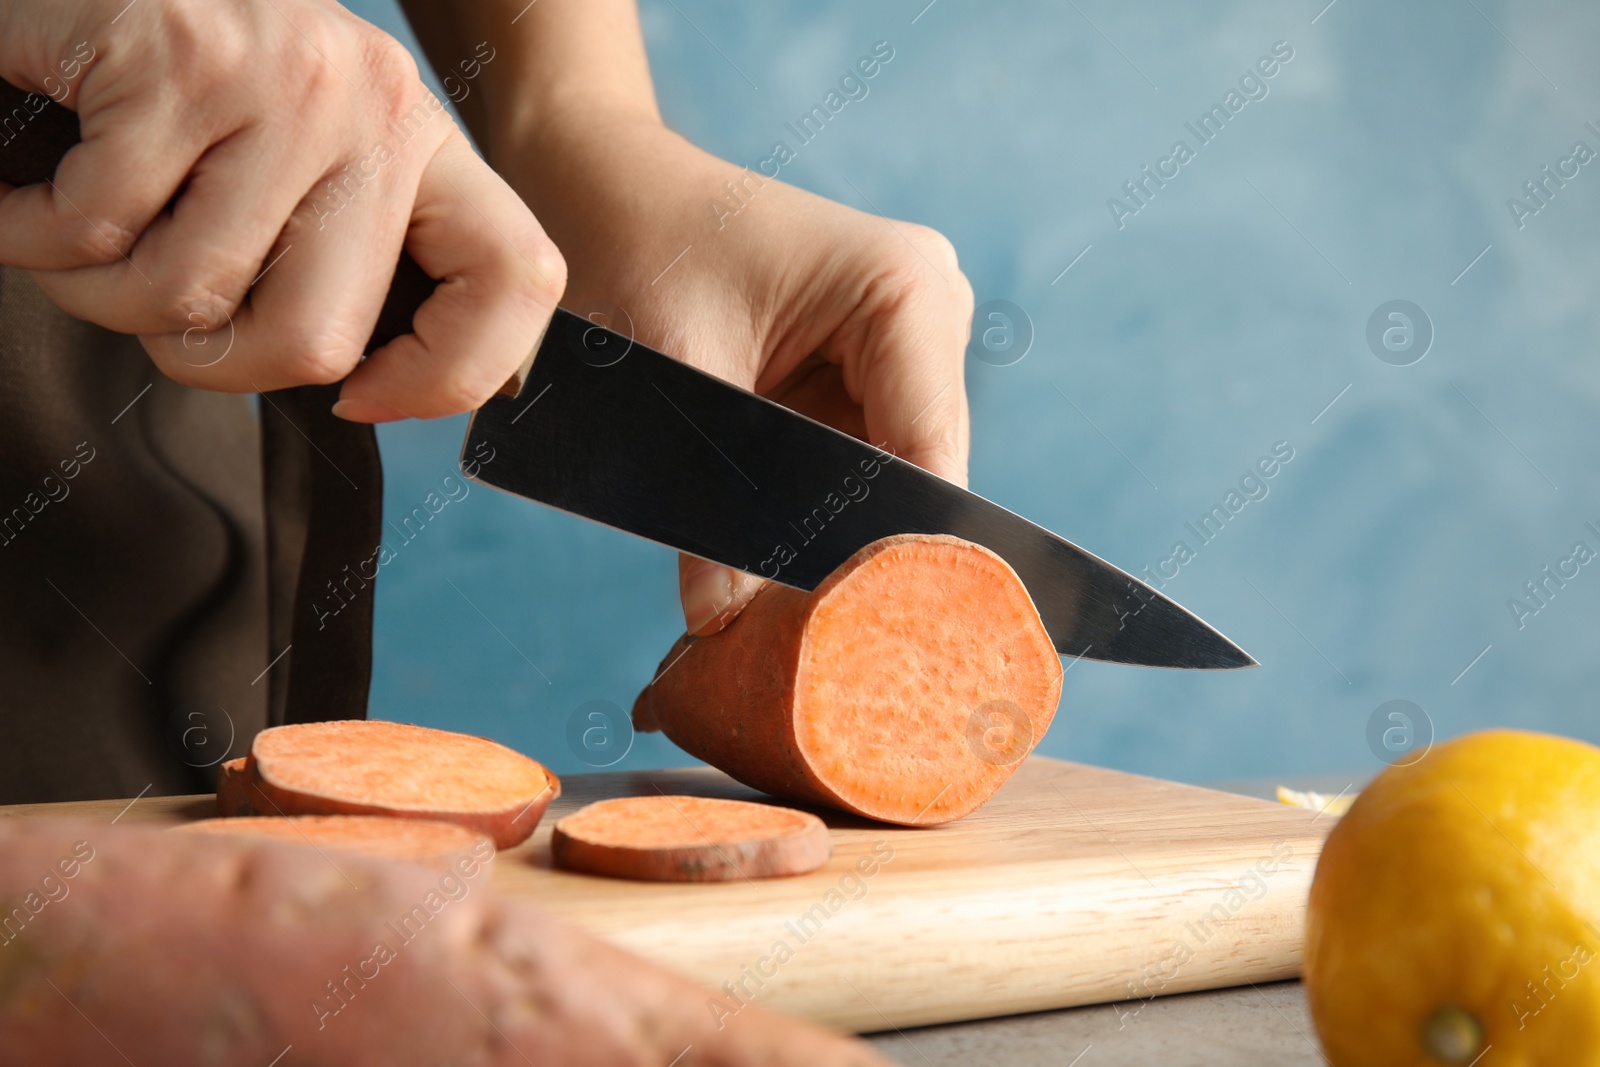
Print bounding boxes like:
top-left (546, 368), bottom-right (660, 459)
top-left (510, 236), bottom-right (567, 311)
top-left (908, 224), bottom-right (962, 275)
top-left (278, 324), bottom-right (363, 386)
top-left (288, 52), bottom-right (343, 116)
top-left (871, 225), bottom-right (958, 292)
top-left (159, 0), bottom-right (217, 66)
top-left (268, 17), bottom-right (365, 116)
top-left (362, 31), bottom-right (424, 110)
top-left (292, 350), bottom-right (357, 388)
top-left (155, 273), bottom-right (247, 334)
top-left (429, 368), bottom-right (501, 416)
top-left (425, 239), bottom-right (567, 417)
top-left (869, 225), bottom-right (973, 325)
top-left (58, 214), bottom-right (134, 265)
top-left (160, 0), bottom-right (252, 100)
top-left (475, 224), bottom-right (567, 318)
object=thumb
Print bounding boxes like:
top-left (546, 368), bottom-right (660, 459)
top-left (679, 555), bottom-right (764, 636)
top-left (851, 289), bottom-right (971, 488)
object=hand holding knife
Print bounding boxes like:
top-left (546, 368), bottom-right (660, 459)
top-left (0, 77), bottom-right (1253, 670)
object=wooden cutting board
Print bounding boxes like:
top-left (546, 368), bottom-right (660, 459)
top-left (0, 757), bottom-right (1333, 1032)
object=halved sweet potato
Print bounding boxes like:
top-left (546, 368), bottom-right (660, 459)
top-left (633, 535), bottom-right (1062, 825)
top-left (245, 721), bottom-right (558, 847)
top-left (552, 796), bottom-right (831, 882)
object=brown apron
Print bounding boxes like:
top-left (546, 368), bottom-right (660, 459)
top-left (0, 267), bottom-right (381, 804)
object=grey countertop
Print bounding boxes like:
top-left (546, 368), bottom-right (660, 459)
top-left (868, 980), bottom-right (1325, 1066)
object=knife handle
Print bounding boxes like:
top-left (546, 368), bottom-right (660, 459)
top-left (0, 77), bottom-right (445, 367)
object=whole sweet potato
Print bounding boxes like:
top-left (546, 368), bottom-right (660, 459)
top-left (0, 819), bottom-right (886, 1066)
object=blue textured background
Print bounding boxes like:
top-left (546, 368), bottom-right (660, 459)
top-left (344, 0), bottom-right (1600, 786)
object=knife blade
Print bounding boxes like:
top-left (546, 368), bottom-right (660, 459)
top-left (464, 310), bottom-right (1256, 670)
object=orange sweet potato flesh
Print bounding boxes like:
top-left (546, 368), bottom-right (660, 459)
top-left (633, 534), bottom-right (1063, 826)
top-left (0, 819), bottom-right (888, 1066)
top-left (552, 796), bottom-right (831, 882)
top-left (177, 815), bottom-right (495, 869)
top-left (246, 721), bottom-right (558, 848)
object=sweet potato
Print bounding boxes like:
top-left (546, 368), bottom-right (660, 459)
top-left (244, 721), bottom-right (558, 848)
top-left (0, 819), bottom-right (886, 1066)
top-left (552, 796), bottom-right (831, 882)
top-left (215, 756), bottom-right (267, 816)
top-left (633, 534), bottom-right (1063, 825)
top-left (177, 815), bottom-right (494, 870)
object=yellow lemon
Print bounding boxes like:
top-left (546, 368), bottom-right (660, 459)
top-left (1305, 729), bottom-right (1600, 1065)
top-left (1278, 784), bottom-right (1357, 816)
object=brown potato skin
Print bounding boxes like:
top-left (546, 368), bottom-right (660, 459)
top-left (632, 583), bottom-right (817, 807)
top-left (0, 819), bottom-right (888, 1067)
top-left (551, 802), bottom-right (832, 882)
top-left (216, 756), bottom-right (269, 816)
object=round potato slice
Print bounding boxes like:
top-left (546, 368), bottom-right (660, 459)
top-left (552, 795), bottom-right (832, 882)
top-left (247, 721), bottom-right (558, 847)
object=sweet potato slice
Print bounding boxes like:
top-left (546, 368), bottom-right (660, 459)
top-left (177, 815), bottom-right (494, 869)
top-left (552, 796), bottom-right (831, 882)
top-left (214, 756), bottom-right (267, 816)
top-left (633, 534), bottom-right (1063, 826)
top-left (0, 819), bottom-right (888, 1066)
top-left (248, 721), bottom-right (558, 847)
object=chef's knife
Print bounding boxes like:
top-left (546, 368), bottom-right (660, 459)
top-left (463, 310), bottom-right (1254, 670)
top-left (0, 80), bottom-right (1255, 670)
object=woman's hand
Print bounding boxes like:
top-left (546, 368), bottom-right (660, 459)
top-left (497, 114), bottom-right (974, 634)
top-left (0, 0), bottom-right (565, 420)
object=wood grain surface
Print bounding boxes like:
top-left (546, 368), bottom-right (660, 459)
top-left (0, 757), bottom-right (1333, 1032)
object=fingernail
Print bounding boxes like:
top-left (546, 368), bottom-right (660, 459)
top-left (728, 569), bottom-right (764, 603)
top-left (332, 399), bottom-right (408, 423)
top-left (682, 559), bottom-right (735, 636)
